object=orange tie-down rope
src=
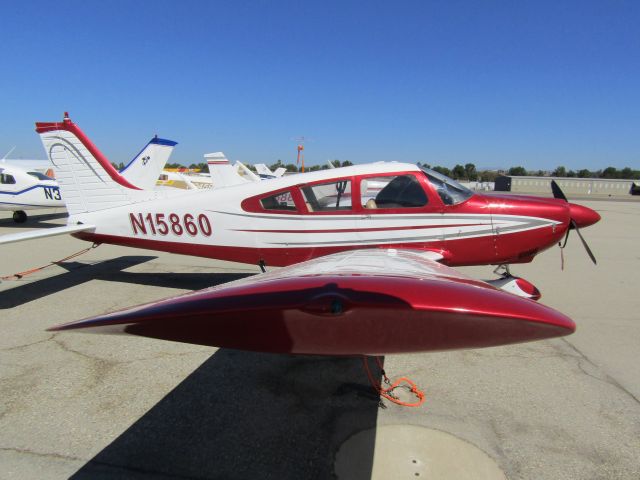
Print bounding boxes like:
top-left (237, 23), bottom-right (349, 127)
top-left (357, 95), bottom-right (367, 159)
top-left (362, 356), bottom-right (426, 407)
top-left (0, 243), bottom-right (99, 281)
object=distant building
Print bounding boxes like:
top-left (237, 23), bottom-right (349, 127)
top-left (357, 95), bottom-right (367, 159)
top-left (494, 175), bottom-right (637, 197)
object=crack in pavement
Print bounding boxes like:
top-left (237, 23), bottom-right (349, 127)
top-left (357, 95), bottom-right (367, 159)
top-left (560, 338), bottom-right (640, 405)
top-left (0, 446), bottom-right (84, 462)
top-left (2, 334), bottom-right (56, 352)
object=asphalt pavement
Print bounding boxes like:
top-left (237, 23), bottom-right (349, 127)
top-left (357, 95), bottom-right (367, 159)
top-left (0, 199), bottom-right (638, 479)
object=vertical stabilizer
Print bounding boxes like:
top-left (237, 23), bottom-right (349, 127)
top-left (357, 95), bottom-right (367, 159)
top-left (254, 163), bottom-right (274, 177)
top-left (36, 113), bottom-right (159, 215)
top-left (119, 136), bottom-right (177, 190)
top-left (204, 152), bottom-right (250, 188)
top-left (235, 161), bottom-right (260, 182)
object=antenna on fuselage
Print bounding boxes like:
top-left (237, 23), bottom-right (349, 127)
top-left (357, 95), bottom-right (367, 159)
top-left (1, 146), bottom-right (16, 161)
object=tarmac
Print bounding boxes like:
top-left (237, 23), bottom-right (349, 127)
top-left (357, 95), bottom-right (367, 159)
top-left (0, 198), bottom-right (639, 479)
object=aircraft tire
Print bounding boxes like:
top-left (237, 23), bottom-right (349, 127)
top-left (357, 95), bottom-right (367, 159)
top-left (13, 210), bottom-right (27, 223)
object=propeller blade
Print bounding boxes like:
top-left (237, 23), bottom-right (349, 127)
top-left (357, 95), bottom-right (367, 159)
top-left (570, 219), bottom-right (597, 265)
top-left (551, 180), bottom-right (568, 202)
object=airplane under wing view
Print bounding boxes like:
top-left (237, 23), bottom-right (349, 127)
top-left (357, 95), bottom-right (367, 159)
top-left (0, 113), bottom-right (601, 355)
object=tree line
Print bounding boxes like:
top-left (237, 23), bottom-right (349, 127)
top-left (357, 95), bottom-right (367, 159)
top-left (419, 163), bottom-right (640, 181)
top-left (505, 165), bottom-right (640, 180)
top-left (124, 160), bottom-right (639, 182)
top-left (161, 160), bottom-right (355, 173)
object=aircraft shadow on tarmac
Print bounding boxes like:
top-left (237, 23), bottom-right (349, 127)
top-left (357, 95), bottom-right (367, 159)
top-left (0, 211), bottom-right (68, 228)
top-left (71, 350), bottom-right (382, 480)
top-left (0, 255), bottom-right (253, 309)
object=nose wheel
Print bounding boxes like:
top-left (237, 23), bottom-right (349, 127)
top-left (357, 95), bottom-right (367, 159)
top-left (12, 210), bottom-right (27, 223)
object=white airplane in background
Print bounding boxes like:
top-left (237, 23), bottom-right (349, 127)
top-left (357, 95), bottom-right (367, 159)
top-left (0, 117), bottom-right (178, 222)
top-left (1, 147), bottom-right (50, 174)
top-left (0, 165), bottom-right (63, 222)
top-left (255, 163), bottom-right (286, 179)
top-left (155, 153), bottom-right (255, 191)
top-left (156, 171), bottom-right (202, 190)
top-left (204, 152), bottom-right (259, 187)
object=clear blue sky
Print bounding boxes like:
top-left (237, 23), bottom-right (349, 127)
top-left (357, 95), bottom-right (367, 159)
top-left (1, 0), bottom-right (638, 171)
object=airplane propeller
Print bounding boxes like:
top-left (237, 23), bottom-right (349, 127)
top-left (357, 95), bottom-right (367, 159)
top-left (551, 180), bottom-right (597, 265)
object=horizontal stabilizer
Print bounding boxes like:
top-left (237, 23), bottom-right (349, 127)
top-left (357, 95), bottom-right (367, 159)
top-left (0, 224), bottom-right (95, 245)
top-left (49, 249), bottom-right (574, 355)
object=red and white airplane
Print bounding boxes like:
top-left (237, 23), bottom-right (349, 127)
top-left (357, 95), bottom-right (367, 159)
top-left (1, 114), bottom-right (600, 355)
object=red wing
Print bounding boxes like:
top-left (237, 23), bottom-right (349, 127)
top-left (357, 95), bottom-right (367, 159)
top-left (49, 249), bottom-right (574, 355)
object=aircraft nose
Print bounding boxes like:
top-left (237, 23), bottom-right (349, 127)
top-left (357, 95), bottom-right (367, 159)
top-left (569, 203), bottom-right (601, 228)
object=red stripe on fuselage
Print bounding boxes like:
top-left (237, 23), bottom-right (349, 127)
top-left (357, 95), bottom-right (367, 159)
top-left (73, 231), bottom-right (452, 266)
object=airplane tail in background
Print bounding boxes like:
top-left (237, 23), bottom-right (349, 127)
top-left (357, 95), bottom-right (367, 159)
top-left (235, 161), bottom-right (260, 182)
top-left (255, 163), bottom-right (285, 179)
top-left (204, 152), bottom-right (250, 188)
top-left (36, 113), bottom-right (163, 215)
top-left (254, 163), bottom-right (273, 177)
top-left (119, 136), bottom-right (177, 190)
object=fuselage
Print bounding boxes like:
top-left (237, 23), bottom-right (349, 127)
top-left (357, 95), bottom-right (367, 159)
top-left (71, 162), bottom-right (584, 267)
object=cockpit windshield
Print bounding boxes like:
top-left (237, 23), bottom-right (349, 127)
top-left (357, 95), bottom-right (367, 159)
top-left (27, 171), bottom-right (54, 181)
top-left (419, 166), bottom-right (474, 205)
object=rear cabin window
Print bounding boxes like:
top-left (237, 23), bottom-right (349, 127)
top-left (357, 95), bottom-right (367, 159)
top-left (0, 173), bottom-right (16, 184)
top-left (260, 190), bottom-right (298, 211)
top-left (301, 180), bottom-right (352, 212)
top-left (361, 175), bottom-right (428, 209)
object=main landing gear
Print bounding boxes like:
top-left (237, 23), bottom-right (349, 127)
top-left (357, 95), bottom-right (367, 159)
top-left (12, 210), bottom-right (27, 223)
top-left (486, 264), bottom-right (541, 300)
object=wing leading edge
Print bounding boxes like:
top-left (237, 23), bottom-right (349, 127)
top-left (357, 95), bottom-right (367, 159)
top-left (49, 249), bottom-right (574, 355)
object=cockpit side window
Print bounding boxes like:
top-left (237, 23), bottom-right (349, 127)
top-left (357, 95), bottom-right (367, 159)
top-left (0, 173), bottom-right (16, 184)
top-left (361, 174), bottom-right (428, 209)
top-left (301, 180), bottom-right (352, 212)
top-left (419, 166), bottom-right (473, 205)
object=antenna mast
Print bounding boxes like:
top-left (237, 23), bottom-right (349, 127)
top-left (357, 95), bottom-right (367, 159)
top-left (294, 136), bottom-right (306, 173)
